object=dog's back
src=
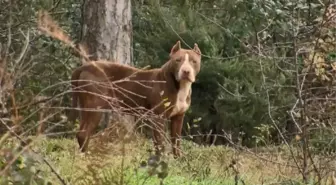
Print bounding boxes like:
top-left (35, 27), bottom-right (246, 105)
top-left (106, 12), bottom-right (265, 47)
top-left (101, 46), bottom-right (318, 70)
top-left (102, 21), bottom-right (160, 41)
top-left (71, 61), bottom-right (161, 114)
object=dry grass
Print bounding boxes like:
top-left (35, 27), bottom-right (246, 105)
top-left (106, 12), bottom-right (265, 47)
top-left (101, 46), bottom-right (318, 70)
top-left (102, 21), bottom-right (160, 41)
top-left (25, 129), bottom-right (307, 185)
top-left (2, 121), bottom-right (335, 185)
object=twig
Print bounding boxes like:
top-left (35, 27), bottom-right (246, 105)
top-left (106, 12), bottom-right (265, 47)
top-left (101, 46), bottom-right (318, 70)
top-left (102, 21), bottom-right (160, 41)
top-left (0, 119), bottom-right (68, 185)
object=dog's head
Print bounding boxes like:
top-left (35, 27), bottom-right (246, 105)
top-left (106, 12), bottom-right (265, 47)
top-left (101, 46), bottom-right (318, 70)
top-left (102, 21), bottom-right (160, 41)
top-left (169, 41), bottom-right (201, 83)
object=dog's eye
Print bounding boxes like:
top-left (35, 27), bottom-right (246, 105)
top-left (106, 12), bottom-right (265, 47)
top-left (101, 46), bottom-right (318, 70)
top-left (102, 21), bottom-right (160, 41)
top-left (191, 60), bottom-right (196, 64)
top-left (176, 59), bottom-right (181, 62)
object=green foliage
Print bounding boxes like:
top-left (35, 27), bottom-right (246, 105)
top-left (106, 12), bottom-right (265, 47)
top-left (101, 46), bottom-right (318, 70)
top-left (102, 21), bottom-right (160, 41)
top-left (214, 57), bottom-right (295, 146)
top-left (0, 0), bottom-right (335, 184)
top-left (132, 0), bottom-right (302, 146)
top-left (1, 0), bottom-right (333, 147)
top-left (0, 0), bottom-right (81, 134)
top-left (4, 137), bottom-right (312, 185)
top-left (0, 2), bottom-right (335, 184)
top-left (0, 140), bottom-right (52, 185)
top-left (141, 155), bottom-right (169, 179)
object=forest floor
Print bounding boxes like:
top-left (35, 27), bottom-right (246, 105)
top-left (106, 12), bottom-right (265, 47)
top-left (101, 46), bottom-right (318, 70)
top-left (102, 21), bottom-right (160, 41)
top-left (20, 127), bottom-right (309, 185)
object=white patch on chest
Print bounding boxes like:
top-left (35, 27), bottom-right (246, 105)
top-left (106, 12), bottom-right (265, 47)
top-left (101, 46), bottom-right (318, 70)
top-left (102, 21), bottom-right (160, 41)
top-left (170, 81), bottom-right (192, 117)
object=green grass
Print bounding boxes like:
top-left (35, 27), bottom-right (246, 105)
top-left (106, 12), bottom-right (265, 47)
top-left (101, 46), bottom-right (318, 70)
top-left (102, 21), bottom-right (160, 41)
top-left (18, 132), bottom-right (303, 185)
top-left (1, 131), bottom-right (320, 185)
top-left (35, 137), bottom-right (236, 185)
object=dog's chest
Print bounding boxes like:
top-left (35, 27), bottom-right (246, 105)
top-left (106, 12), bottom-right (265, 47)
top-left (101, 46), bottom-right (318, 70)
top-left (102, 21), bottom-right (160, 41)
top-left (169, 82), bottom-right (191, 117)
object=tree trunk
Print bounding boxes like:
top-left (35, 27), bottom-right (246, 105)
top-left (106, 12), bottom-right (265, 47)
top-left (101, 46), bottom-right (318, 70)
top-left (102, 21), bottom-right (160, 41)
top-left (80, 0), bottom-right (133, 129)
top-left (81, 0), bottom-right (132, 63)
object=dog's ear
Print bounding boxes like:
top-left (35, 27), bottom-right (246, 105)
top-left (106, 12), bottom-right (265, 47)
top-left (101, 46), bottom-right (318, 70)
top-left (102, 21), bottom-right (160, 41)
top-left (170, 40), bottom-right (181, 56)
top-left (193, 43), bottom-right (201, 55)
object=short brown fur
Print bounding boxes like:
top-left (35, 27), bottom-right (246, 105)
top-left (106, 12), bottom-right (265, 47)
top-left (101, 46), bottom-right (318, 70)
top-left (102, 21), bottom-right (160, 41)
top-left (70, 41), bottom-right (201, 157)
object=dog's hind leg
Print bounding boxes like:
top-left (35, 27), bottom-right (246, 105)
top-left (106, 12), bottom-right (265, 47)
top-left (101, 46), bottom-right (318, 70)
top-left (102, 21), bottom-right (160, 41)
top-left (76, 109), bottom-right (89, 152)
top-left (77, 110), bottom-right (102, 152)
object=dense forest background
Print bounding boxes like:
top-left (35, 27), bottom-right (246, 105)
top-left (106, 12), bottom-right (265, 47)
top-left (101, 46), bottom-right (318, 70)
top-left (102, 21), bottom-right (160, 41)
top-left (0, 0), bottom-right (335, 184)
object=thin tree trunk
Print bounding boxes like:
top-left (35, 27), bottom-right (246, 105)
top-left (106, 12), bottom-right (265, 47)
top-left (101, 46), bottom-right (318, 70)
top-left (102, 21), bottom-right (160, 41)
top-left (81, 0), bottom-right (132, 63)
top-left (80, 0), bottom-right (133, 129)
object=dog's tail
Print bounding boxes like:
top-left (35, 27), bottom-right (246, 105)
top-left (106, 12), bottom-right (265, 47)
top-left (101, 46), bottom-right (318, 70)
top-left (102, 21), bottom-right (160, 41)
top-left (69, 67), bottom-right (83, 124)
top-left (37, 10), bottom-right (90, 63)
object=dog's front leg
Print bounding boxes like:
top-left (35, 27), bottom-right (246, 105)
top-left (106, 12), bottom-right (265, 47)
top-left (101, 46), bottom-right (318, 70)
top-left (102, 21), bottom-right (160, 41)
top-left (170, 114), bottom-right (184, 158)
top-left (152, 117), bottom-right (165, 156)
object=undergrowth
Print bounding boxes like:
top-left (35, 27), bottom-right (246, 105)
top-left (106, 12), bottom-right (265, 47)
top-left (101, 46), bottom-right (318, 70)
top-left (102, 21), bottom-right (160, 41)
top-left (0, 128), bottom-right (319, 185)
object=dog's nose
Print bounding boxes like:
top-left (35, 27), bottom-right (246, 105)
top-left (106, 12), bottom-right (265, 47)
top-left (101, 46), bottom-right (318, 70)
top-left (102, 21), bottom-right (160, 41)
top-left (182, 70), bottom-right (190, 75)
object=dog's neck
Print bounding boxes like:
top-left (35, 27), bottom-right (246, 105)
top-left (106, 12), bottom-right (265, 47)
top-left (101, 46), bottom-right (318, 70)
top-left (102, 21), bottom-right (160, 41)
top-left (161, 60), bottom-right (180, 91)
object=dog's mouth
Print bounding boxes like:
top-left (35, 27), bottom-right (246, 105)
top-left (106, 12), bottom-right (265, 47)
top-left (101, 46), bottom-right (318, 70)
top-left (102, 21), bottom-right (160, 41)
top-left (174, 71), bottom-right (195, 84)
top-left (180, 75), bottom-right (194, 83)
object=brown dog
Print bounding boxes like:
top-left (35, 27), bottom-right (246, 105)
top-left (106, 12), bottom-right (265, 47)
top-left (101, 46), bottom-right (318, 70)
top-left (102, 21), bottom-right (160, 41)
top-left (70, 41), bottom-right (201, 157)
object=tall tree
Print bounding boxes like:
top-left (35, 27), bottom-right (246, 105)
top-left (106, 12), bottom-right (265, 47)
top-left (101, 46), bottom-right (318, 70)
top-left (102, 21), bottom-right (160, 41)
top-left (80, 0), bottom-right (133, 127)
top-left (81, 0), bottom-right (132, 64)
